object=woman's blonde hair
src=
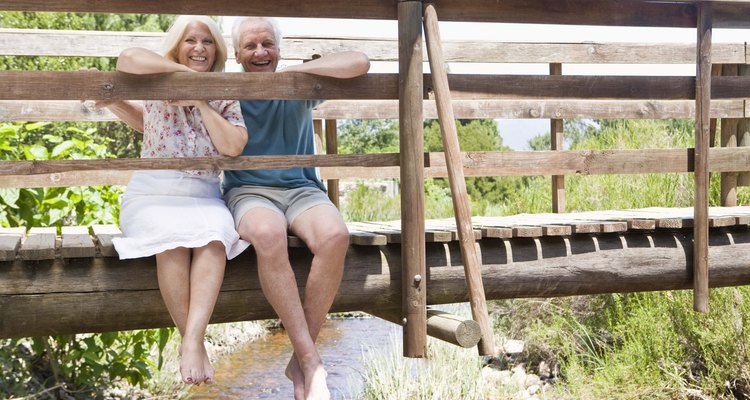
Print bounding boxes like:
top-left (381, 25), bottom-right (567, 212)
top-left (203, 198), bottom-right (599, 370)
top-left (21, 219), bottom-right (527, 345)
top-left (161, 15), bottom-right (227, 72)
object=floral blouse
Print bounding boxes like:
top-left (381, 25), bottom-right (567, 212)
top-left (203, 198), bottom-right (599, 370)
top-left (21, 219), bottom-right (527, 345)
top-left (141, 100), bottom-right (246, 177)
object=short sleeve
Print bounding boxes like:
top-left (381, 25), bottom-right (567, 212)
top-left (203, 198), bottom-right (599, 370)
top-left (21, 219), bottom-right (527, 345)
top-left (210, 100), bottom-right (246, 128)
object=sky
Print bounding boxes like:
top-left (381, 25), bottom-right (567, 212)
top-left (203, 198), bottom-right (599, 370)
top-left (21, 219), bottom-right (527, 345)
top-left (222, 17), bottom-right (750, 150)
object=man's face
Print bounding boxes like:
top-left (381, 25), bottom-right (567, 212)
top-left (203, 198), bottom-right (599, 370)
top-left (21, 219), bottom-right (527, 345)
top-left (235, 20), bottom-right (280, 73)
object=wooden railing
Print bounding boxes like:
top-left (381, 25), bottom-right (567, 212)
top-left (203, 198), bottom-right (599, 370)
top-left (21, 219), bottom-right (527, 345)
top-left (4, 0), bottom-right (750, 355)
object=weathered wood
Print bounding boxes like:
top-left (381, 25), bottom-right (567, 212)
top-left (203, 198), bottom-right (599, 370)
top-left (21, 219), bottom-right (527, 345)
top-left (19, 227), bottom-right (56, 261)
top-left (325, 120), bottom-right (340, 209)
top-left (2, 28), bottom-right (746, 65)
top-left (4, 71), bottom-right (750, 102)
top-left (694, 3), bottom-right (713, 313)
top-left (7, 227), bottom-right (750, 338)
top-left (0, 227), bottom-right (25, 262)
top-left (424, 3), bottom-right (494, 356)
top-left (550, 63), bottom-right (566, 214)
top-left (4, 147), bottom-right (750, 188)
top-left (90, 225), bottom-right (121, 257)
top-left (399, 0), bottom-right (427, 358)
top-left (368, 308), bottom-right (482, 348)
top-left (60, 226), bottom-right (96, 258)
top-left (3, 99), bottom-right (746, 122)
top-left (10, 0), bottom-right (750, 28)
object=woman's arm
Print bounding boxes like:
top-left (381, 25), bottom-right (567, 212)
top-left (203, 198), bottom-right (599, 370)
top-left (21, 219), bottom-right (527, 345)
top-left (177, 101), bottom-right (247, 156)
top-left (100, 100), bottom-right (145, 133)
top-left (282, 51), bottom-right (370, 79)
top-left (116, 47), bottom-right (193, 74)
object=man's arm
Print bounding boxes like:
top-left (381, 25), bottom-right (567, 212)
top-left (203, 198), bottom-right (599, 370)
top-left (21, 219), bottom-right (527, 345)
top-left (281, 51), bottom-right (370, 79)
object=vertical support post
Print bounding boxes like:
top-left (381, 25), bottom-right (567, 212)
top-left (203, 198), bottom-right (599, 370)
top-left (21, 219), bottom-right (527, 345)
top-left (550, 63), bottom-right (565, 214)
top-left (738, 65), bottom-right (750, 186)
top-left (720, 64), bottom-right (739, 207)
top-left (399, 0), bottom-right (427, 358)
top-left (423, 3), bottom-right (495, 356)
top-left (325, 119), bottom-right (340, 209)
top-left (694, 2), bottom-right (712, 313)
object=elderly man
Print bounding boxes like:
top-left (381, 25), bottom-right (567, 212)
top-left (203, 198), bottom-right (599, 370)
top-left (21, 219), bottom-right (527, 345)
top-left (223, 17), bottom-right (370, 400)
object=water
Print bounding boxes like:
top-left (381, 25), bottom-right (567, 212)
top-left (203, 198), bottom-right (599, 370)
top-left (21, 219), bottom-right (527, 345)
top-left (187, 317), bottom-right (398, 399)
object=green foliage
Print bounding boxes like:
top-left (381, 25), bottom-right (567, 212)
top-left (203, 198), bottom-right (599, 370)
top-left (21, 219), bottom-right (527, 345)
top-left (1, 329), bottom-right (173, 397)
top-left (338, 119), bottom-right (400, 154)
top-left (0, 121), bottom-right (122, 228)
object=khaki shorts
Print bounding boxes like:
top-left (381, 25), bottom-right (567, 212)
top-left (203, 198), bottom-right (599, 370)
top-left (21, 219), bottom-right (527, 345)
top-left (224, 185), bottom-right (334, 229)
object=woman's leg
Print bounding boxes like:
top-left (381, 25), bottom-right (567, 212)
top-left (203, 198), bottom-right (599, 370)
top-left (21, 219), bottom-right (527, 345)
top-left (156, 247), bottom-right (196, 383)
top-left (183, 240), bottom-right (227, 384)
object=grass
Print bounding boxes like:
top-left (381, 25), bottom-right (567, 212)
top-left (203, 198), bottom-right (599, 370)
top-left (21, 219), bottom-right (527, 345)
top-left (353, 119), bottom-right (750, 399)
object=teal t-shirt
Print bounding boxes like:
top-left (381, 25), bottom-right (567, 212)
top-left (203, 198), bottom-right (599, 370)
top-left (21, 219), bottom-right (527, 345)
top-left (222, 99), bottom-right (325, 193)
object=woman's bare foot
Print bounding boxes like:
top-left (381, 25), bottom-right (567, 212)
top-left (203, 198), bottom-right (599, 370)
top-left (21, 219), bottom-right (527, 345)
top-left (285, 354), bottom-right (306, 400)
top-left (202, 345), bottom-right (215, 384)
top-left (179, 339), bottom-right (206, 385)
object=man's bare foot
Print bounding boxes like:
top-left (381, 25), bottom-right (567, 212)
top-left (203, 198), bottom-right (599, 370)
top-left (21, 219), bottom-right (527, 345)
top-left (285, 354), bottom-right (306, 400)
top-left (298, 354), bottom-right (330, 400)
top-left (179, 339), bottom-right (206, 385)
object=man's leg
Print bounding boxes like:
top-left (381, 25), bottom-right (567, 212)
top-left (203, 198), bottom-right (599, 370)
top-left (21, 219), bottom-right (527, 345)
top-left (285, 204), bottom-right (349, 398)
top-left (237, 207), bottom-right (330, 399)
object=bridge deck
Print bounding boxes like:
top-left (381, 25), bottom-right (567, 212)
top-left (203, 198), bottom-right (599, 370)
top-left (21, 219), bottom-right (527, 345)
top-left (4, 206), bottom-right (750, 338)
top-left (2, 206), bottom-right (750, 261)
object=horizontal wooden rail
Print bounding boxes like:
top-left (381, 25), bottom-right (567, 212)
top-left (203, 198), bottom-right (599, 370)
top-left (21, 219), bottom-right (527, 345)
top-left (3, 71), bottom-right (750, 101)
top-left (2, 147), bottom-right (750, 188)
top-left (6, 0), bottom-right (750, 28)
top-left (2, 99), bottom-right (745, 122)
top-left (2, 28), bottom-right (747, 65)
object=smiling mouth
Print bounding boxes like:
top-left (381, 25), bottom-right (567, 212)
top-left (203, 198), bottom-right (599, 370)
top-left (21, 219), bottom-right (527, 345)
top-left (252, 61), bottom-right (271, 66)
top-left (189, 56), bottom-right (207, 62)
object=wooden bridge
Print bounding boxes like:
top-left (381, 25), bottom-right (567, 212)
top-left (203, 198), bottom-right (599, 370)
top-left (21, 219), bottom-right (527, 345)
top-left (3, 0), bottom-right (750, 357)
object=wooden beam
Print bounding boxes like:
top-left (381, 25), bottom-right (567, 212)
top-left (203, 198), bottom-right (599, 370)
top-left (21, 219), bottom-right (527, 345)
top-left (5, 0), bottom-right (740, 27)
top-left (2, 29), bottom-right (747, 65)
top-left (325, 119), bottom-right (340, 209)
top-left (550, 63), bottom-right (566, 214)
top-left (424, 3), bottom-right (494, 356)
top-left (367, 308), bottom-right (481, 348)
top-left (6, 229), bottom-right (750, 338)
top-left (399, 0), bottom-right (427, 359)
top-left (694, 2), bottom-right (713, 313)
top-left (2, 99), bottom-right (746, 122)
top-left (4, 71), bottom-right (750, 101)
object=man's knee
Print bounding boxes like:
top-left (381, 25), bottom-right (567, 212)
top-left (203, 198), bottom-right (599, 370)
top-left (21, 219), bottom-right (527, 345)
top-left (311, 223), bottom-right (350, 255)
top-left (238, 218), bottom-right (287, 253)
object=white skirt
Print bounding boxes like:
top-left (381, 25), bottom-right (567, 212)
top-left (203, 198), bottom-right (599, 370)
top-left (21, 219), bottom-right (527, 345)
top-left (112, 170), bottom-right (250, 260)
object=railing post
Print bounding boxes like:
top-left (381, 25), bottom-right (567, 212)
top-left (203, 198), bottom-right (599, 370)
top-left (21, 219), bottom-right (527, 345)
top-left (325, 119), bottom-right (340, 208)
top-left (550, 62), bottom-right (565, 213)
top-left (694, 1), bottom-right (712, 313)
top-left (399, 0), bottom-right (427, 358)
top-left (720, 64), bottom-right (739, 207)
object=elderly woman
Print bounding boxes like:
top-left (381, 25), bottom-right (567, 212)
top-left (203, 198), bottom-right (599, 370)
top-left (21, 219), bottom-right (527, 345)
top-left (100, 15), bottom-right (248, 386)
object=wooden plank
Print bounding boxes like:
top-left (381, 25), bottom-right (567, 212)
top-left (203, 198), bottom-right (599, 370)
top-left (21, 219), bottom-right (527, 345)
top-left (399, 0), bottom-right (427, 358)
top-left (542, 225), bottom-right (573, 236)
top-left (4, 147), bottom-right (750, 188)
top-left (694, 2), bottom-right (713, 313)
top-left (19, 227), bottom-right (57, 261)
top-left (0, 0), bottom-right (714, 27)
top-left (61, 226), bottom-right (96, 258)
top-left (2, 28), bottom-right (746, 65)
top-left (0, 70), bottom-right (397, 101)
top-left (3, 99), bottom-right (746, 122)
top-left (3, 71), bottom-right (750, 102)
top-left (91, 225), bottom-right (121, 257)
top-left (0, 227), bottom-right (25, 262)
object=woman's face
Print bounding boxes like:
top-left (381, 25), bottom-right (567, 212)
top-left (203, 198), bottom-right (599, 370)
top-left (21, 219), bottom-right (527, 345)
top-left (176, 21), bottom-right (216, 72)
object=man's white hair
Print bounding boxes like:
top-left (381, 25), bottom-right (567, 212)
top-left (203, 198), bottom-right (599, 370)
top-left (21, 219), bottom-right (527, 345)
top-left (231, 17), bottom-right (282, 51)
